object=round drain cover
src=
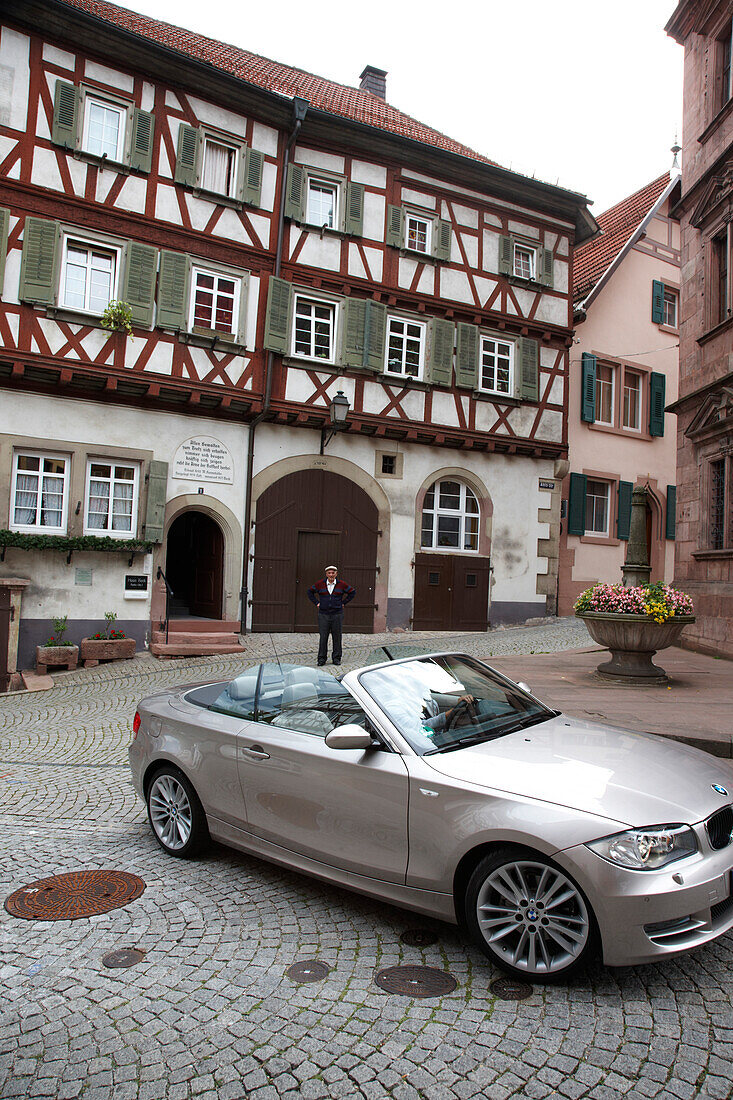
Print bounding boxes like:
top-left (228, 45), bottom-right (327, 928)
top-left (400, 928), bottom-right (438, 947)
top-left (5, 870), bottom-right (146, 921)
top-left (490, 976), bottom-right (533, 1000)
top-left (102, 947), bottom-right (146, 969)
top-left (375, 965), bottom-right (457, 998)
top-left (285, 960), bottom-right (331, 983)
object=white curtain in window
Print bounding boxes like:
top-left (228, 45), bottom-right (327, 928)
top-left (111, 481), bottom-right (134, 531)
top-left (87, 479), bottom-right (110, 530)
top-left (40, 475), bottom-right (63, 528)
top-left (13, 474), bottom-right (38, 525)
top-left (203, 142), bottom-right (230, 194)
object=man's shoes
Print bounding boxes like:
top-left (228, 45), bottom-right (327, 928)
top-left (332, 659), bottom-right (341, 665)
top-left (317, 661), bottom-right (326, 666)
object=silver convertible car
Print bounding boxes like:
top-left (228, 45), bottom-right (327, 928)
top-left (129, 651), bottom-right (733, 982)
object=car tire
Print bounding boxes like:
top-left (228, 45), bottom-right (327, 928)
top-left (146, 766), bottom-right (209, 858)
top-left (464, 846), bottom-right (598, 983)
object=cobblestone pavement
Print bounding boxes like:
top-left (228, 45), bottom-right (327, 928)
top-left (1, 620), bottom-right (732, 1099)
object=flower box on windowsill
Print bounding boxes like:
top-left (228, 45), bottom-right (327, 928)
top-left (80, 636), bottom-right (136, 667)
top-left (36, 644), bottom-right (79, 675)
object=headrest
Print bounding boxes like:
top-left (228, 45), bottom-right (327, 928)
top-left (284, 667), bottom-right (322, 686)
top-left (227, 672), bottom-right (258, 700)
top-left (282, 682), bottom-right (318, 708)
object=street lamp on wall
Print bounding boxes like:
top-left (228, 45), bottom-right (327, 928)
top-left (320, 390), bottom-right (350, 454)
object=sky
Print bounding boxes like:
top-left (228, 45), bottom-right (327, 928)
top-left (118, 0), bottom-right (683, 217)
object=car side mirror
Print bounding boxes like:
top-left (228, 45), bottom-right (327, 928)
top-left (325, 725), bottom-right (374, 751)
top-left (517, 682), bottom-right (531, 694)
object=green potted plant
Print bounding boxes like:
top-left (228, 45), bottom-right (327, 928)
top-left (575, 582), bottom-right (695, 682)
top-left (80, 611), bottom-right (136, 666)
top-left (100, 299), bottom-right (133, 338)
top-left (36, 615), bottom-right (79, 675)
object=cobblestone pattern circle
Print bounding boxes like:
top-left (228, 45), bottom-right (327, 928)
top-left (4, 869), bottom-right (145, 920)
top-left (101, 947), bottom-right (146, 969)
top-left (375, 965), bottom-right (458, 998)
top-left (285, 960), bottom-right (331, 983)
top-left (489, 976), bottom-right (534, 1001)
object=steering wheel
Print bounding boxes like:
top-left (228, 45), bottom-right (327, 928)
top-left (445, 695), bottom-right (477, 730)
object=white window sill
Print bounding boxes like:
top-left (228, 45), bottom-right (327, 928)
top-left (8, 526), bottom-right (68, 536)
top-left (181, 330), bottom-right (247, 353)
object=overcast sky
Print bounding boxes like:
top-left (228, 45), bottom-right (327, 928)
top-left (121, 0), bottom-right (683, 216)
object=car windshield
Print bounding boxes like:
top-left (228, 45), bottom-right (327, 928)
top-left (358, 653), bottom-right (556, 755)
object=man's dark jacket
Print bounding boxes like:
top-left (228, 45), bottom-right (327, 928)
top-left (307, 578), bottom-right (356, 614)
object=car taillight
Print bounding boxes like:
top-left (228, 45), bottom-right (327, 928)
top-left (132, 712), bottom-right (141, 739)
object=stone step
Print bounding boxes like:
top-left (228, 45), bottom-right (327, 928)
top-left (159, 620), bottom-right (242, 634)
top-left (150, 639), bottom-right (244, 658)
top-left (152, 631), bottom-right (241, 646)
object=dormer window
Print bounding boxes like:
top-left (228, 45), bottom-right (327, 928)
top-left (202, 138), bottom-right (238, 198)
top-left (82, 96), bottom-right (125, 161)
top-left (406, 213), bottom-right (432, 255)
top-left (513, 242), bottom-right (536, 281)
top-left (306, 179), bottom-right (338, 229)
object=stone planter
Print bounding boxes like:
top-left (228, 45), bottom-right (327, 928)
top-left (80, 637), bottom-right (136, 667)
top-left (36, 644), bottom-right (79, 676)
top-left (576, 613), bottom-right (696, 683)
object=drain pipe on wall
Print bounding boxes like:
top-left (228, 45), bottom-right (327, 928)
top-left (239, 97), bottom-right (309, 634)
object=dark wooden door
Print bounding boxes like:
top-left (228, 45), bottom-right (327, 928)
top-left (413, 553), bottom-right (490, 631)
top-left (252, 469), bottom-right (379, 632)
top-left (0, 588), bottom-right (10, 694)
top-left (295, 530), bottom-right (341, 630)
top-left (191, 515), bottom-right (224, 617)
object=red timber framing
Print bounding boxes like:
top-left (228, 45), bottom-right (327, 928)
top-left (1, 2), bottom-right (593, 456)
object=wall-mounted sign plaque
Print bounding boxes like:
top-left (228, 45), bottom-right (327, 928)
top-left (173, 436), bottom-right (234, 484)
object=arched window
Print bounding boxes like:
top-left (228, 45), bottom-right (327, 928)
top-left (420, 480), bottom-right (479, 551)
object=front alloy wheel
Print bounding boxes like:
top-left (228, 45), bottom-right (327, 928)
top-left (466, 849), bottom-right (596, 982)
top-left (147, 768), bottom-right (208, 858)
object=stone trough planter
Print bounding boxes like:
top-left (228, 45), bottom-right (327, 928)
top-left (36, 644), bottom-right (79, 675)
top-left (577, 612), bottom-right (696, 683)
top-left (80, 636), bottom-right (136, 668)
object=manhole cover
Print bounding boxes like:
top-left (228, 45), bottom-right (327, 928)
top-left (102, 947), bottom-right (146, 969)
top-left (400, 928), bottom-right (438, 947)
top-left (490, 976), bottom-right (533, 1000)
top-left (5, 870), bottom-right (146, 921)
top-left (285, 960), bottom-right (331, 983)
top-left (375, 965), bottom-right (457, 998)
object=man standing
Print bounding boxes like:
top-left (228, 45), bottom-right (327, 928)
top-left (307, 565), bottom-right (356, 666)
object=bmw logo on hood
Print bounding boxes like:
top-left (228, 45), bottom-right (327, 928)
top-left (712, 784), bottom-right (729, 796)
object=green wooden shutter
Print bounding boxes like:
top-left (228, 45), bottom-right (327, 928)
top-left (130, 108), bottom-right (154, 173)
top-left (456, 323), bottom-right (478, 389)
top-left (364, 300), bottom-right (387, 371)
top-left (344, 181), bottom-right (364, 236)
top-left (144, 460), bottom-right (168, 544)
top-left (122, 242), bottom-right (158, 328)
top-left (284, 164), bottom-right (305, 222)
top-left (617, 481), bottom-right (633, 540)
top-left (649, 372), bottom-right (666, 436)
top-left (263, 276), bottom-right (293, 354)
top-left (19, 217), bottom-right (59, 305)
top-left (581, 352), bottom-right (597, 422)
top-left (342, 298), bottom-right (367, 367)
top-left (651, 279), bottom-right (665, 324)
top-left (665, 485), bottom-right (677, 540)
top-left (175, 123), bottom-right (199, 187)
top-left (518, 337), bottom-right (539, 401)
top-left (434, 219), bottom-right (452, 261)
top-left (52, 81), bottom-right (79, 149)
top-left (0, 207), bottom-right (9, 296)
top-left (427, 318), bottom-right (454, 387)
top-left (499, 234), bottom-right (513, 276)
top-left (386, 205), bottom-right (403, 248)
top-left (243, 148), bottom-right (264, 207)
top-left (156, 251), bottom-right (189, 330)
top-left (567, 473), bottom-right (587, 536)
top-left (540, 246), bottom-right (554, 287)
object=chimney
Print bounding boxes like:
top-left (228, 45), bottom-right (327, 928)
top-left (359, 66), bottom-right (387, 100)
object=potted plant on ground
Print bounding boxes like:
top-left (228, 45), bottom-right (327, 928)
top-left (80, 611), bottom-right (136, 667)
top-left (36, 615), bottom-right (79, 675)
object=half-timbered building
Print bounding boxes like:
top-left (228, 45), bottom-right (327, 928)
top-left (0, 0), bottom-right (596, 675)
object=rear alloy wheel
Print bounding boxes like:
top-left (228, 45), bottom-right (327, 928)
top-left (147, 768), bottom-right (209, 858)
top-left (465, 848), bottom-right (596, 982)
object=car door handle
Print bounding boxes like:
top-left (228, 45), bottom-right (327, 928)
top-left (242, 745), bottom-right (270, 760)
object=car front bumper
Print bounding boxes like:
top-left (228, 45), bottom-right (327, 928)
top-left (558, 838), bottom-right (733, 967)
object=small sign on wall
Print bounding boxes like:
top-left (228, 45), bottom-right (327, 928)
top-left (124, 575), bottom-right (149, 600)
top-left (173, 436), bottom-right (234, 484)
top-left (75, 568), bottom-right (93, 586)
top-left (539, 479), bottom-right (556, 491)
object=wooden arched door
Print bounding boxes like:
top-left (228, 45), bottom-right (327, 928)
top-left (252, 470), bottom-right (379, 632)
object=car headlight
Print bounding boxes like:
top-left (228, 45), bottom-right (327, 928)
top-left (587, 824), bottom-right (697, 870)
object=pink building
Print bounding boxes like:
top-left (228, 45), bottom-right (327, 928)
top-left (558, 173), bottom-right (681, 614)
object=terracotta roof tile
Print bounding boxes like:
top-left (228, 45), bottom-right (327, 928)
top-left (573, 173), bottom-right (670, 303)
top-left (56, 0), bottom-right (497, 165)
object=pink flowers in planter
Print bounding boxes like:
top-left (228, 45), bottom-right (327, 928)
top-left (574, 583), bottom-right (694, 623)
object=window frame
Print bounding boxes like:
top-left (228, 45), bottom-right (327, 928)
top-left (83, 459), bottom-right (140, 538)
top-left (513, 241), bottom-right (537, 282)
top-left (662, 286), bottom-right (678, 329)
top-left (622, 369), bottom-right (643, 432)
top-left (708, 454), bottom-right (733, 551)
top-left (420, 479), bottom-right (480, 554)
top-left (200, 134), bottom-right (241, 201)
top-left (584, 478), bottom-right (611, 539)
top-left (81, 93), bottom-right (126, 162)
top-left (384, 314), bottom-right (427, 380)
top-left (60, 232), bottom-right (122, 318)
top-left (479, 333), bottom-right (515, 397)
top-left (291, 292), bottom-right (339, 365)
top-left (10, 450), bottom-right (70, 535)
top-left (305, 176), bottom-right (340, 230)
top-left (188, 264), bottom-right (243, 340)
top-left (595, 362), bottom-right (616, 427)
top-left (405, 211), bottom-right (433, 256)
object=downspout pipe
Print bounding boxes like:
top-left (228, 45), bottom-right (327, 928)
top-left (239, 97), bottom-right (308, 634)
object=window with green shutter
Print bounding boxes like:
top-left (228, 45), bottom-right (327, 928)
top-left (52, 81), bottom-right (79, 150)
top-left (175, 124), bottom-right (258, 207)
top-left (456, 323), bottom-right (479, 389)
top-left (0, 207), bottom-right (10, 296)
top-left (617, 481), bottom-right (633, 540)
top-left (122, 242), bottom-right (158, 328)
top-left (648, 372), bottom-right (666, 436)
top-left (651, 279), bottom-right (665, 324)
top-left (665, 485), bottom-right (677, 540)
top-left (581, 353), bottom-right (597, 422)
top-left (19, 218), bottom-right (60, 306)
top-left (518, 337), bottom-right (539, 402)
top-left (567, 473), bottom-right (587, 536)
top-left (344, 181), bottom-right (364, 237)
top-left (157, 251), bottom-right (190, 331)
top-left (243, 148), bottom-right (264, 208)
top-left (130, 108), bottom-right (155, 173)
top-left (52, 81), bottom-right (154, 173)
top-left (385, 206), bottom-right (451, 260)
top-left (144, 460), bottom-right (168, 544)
top-left (427, 318), bottom-right (454, 387)
top-left (263, 276), bottom-right (294, 354)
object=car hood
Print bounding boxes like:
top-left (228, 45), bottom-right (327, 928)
top-left (423, 715), bottom-right (733, 827)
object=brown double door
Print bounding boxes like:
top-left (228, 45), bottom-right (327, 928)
top-left (252, 469), bottom-right (379, 632)
top-left (413, 553), bottom-right (491, 631)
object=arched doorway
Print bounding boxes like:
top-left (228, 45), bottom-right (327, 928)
top-left (252, 470), bottom-right (379, 632)
top-left (165, 511), bottom-right (224, 619)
